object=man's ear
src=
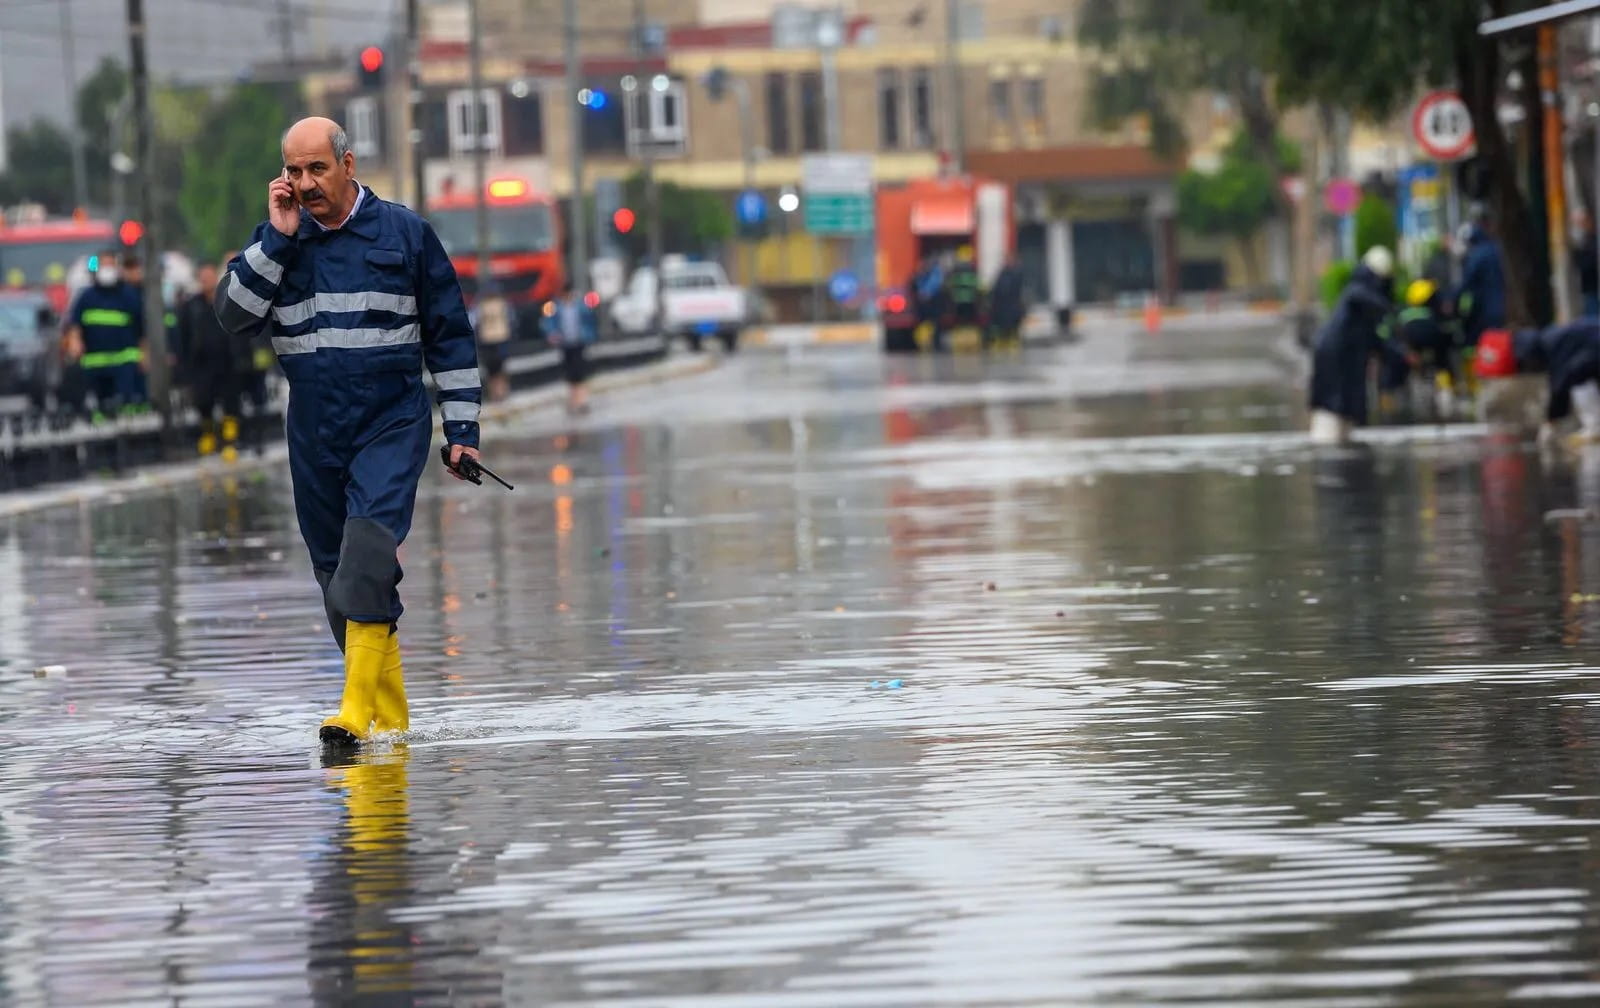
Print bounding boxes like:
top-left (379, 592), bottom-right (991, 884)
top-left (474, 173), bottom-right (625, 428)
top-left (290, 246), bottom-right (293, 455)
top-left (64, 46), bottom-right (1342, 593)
top-left (344, 152), bottom-right (356, 176)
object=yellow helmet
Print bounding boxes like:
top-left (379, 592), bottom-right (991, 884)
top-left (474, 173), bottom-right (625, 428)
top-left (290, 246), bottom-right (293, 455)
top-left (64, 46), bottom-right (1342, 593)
top-left (956, 245), bottom-right (974, 262)
top-left (1406, 279), bottom-right (1436, 307)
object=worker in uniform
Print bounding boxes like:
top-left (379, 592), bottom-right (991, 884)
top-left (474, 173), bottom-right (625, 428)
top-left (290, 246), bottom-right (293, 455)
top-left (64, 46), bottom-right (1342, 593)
top-left (63, 249), bottom-right (145, 419)
top-left (215, 116), bottom-right (484, 747)
top-left (179, 260), bottom-right (251, 458)
top-left (1308, 246), bottom-right (1400, 444)
top-left (1506, 319), bottom-right (1600, 447)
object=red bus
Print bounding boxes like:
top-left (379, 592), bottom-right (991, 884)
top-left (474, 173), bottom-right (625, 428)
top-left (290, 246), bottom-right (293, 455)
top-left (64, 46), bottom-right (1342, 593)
top-left (428, 177), bottom-right (565, 340)
top-left (0, 217), bottom-right (115, 315)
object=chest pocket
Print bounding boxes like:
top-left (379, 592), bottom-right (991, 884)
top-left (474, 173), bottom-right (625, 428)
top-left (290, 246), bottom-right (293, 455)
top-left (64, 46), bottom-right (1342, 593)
top-left (365, 248), bottom-right (413, 295)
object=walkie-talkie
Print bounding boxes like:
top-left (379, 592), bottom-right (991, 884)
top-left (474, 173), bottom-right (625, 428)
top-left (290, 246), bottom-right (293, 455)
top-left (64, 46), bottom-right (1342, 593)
top-left (440, 445), bottom-right (515, 490)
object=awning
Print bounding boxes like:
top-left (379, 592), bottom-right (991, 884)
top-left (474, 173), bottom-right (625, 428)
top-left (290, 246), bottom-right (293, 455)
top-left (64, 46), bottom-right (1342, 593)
top-left (910, 195), bottom-right (974, 236)
top-left (1480, 0), bottom-right (1600, 35)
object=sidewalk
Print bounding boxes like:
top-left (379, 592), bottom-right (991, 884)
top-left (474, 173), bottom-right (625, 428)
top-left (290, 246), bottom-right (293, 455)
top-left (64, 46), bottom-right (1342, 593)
top-left (0, 351), bottom-right (718, 520)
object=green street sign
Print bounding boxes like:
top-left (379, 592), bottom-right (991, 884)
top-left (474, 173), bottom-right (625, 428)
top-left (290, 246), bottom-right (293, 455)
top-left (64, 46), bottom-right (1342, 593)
top-left (804, 192), bottom-right (873, 235)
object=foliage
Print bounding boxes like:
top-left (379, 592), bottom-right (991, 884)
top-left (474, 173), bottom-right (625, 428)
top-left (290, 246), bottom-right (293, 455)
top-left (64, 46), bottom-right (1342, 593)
top-left (1203, 0), bottom-right (1552, 324)
top-left (1078, 0), bottom-right (1279, 163)
top-left (1320, 260), bottom-right (1355, 310)
top-left (1353, 194), bottom-right (1398, 260)
top-left (617, 172), bottom-right (734, 261)
top-left (0, 120), bottom-right (76, 212)
top-left (1177, 132), bottom-right (1279, 240)
top-left (180, 85), bottom-right (290, 263)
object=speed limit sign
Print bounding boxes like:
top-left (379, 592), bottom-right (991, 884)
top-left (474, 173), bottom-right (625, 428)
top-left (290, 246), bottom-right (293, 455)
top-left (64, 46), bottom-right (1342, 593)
top-left (1412, 90), bottom-right (1475, 161)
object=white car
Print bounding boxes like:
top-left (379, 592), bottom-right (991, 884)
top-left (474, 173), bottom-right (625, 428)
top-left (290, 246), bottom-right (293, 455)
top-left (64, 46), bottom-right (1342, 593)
top-left (610, 259), bottom-right (749, 352)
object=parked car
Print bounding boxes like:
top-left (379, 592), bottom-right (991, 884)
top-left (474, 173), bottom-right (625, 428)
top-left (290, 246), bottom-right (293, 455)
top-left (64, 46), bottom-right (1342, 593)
top-left (0, 291), bottom-right (59, 416)
top-left (610, 258), bottom-right (750, 352)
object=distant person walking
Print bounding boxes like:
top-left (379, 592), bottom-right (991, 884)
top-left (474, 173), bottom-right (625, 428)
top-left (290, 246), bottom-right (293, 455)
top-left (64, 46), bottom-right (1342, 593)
top-left (544, 282), bottom-right (597, 415)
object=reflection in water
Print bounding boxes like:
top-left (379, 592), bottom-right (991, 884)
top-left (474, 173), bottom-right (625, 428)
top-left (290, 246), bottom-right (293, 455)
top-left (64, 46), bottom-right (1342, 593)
top-left (310, 748), bottom-right (414, 1006)
top-left (16, 332), bottom-right (1600, 1004)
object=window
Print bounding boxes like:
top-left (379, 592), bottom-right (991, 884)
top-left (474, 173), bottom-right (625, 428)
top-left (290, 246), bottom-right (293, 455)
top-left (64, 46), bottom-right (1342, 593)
top-left (989, 78), bottom-right (1012, 121)
top-left (419, 96), bottom-right (450, 159)
top-left (627, 79), bottom-right (688, 156)
top-left (502, 89), bottom-right (544, 155)
top-left (798, 70), bottom-right (824, 152)
top-left (878, 68), bottom-right (902, 150)
top-left (765, 72), bottom-right (791, 154)
top-left (346, 96), bottom-right (381, 159)
top-left (1022, 77), bottom-right (1045, 132)
top-left (910, 68), bottom-right (934, 149)
top-left (447, 88), bottom-right (501, 155)
top-left (582, 81), bottom-right (628, 154)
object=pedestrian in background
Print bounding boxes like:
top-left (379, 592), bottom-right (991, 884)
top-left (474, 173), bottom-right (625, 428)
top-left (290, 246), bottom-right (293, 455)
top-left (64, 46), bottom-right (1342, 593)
top-left (986, 254), bottom-right (1025, 350)
top-left (178, 260), bottom-right (250, 459)
top-left (474, 281), bottom-right (513, 403)
top-left (63, 249), bottom-right (144, 420)
top-left (215, 116), bottom-right (484, 748)
top-left (1308, 246), bottom-right (1400, 444)
top-left (544, 282), bottom-right (597, 415)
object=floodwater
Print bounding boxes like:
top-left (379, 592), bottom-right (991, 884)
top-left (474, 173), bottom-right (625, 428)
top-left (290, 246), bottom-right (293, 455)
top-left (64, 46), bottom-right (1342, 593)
top-left (5, 318), bottom-right (1600, 1006)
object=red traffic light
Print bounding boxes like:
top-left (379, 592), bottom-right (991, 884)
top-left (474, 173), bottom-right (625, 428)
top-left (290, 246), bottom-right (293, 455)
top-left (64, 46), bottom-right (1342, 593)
top-left (612, 207), bottom-right (635, 234)
top-left (360, 46), bottom-right (384, 73)
top-left (118, 219), bottom-right (143, 246)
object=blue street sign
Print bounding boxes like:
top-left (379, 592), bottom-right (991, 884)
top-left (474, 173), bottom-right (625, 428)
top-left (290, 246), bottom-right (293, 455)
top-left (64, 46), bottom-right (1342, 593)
top-left (828, 269), bottom-right (859, 304)
top-left (736, 189), bottom-right (767, 227)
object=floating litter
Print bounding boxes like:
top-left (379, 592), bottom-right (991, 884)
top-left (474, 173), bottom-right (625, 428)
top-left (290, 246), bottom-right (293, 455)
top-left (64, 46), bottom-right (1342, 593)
top-left (33, 665), bottom-right (66, 678)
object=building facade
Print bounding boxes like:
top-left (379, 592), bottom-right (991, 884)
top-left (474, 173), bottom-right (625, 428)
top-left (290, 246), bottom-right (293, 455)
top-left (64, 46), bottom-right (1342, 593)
top-left (307, 0), bottom-right (1191, 312)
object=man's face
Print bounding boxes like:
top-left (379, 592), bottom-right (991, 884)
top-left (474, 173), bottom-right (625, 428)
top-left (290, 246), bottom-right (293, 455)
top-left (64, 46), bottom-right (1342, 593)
top-left (197, 264), bottom-right (218, 296)
top-left (122, 261), bottom-right (142, 286)
top-left (282, 130), bottom-right (355, 225)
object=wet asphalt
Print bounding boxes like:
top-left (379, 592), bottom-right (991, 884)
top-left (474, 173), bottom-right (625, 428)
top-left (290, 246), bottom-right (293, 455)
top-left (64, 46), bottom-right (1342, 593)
top-left (7, 316), bottom-right (1600, 1006)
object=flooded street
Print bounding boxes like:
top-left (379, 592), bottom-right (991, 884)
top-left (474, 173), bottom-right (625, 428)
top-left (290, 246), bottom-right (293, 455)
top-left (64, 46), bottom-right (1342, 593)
top-left (10, 317), bottom-right (1600, 1005)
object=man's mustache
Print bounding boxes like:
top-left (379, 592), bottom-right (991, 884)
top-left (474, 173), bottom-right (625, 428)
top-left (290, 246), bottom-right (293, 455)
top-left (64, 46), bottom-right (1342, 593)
top-left (298, 188), bottom-right (326, 203)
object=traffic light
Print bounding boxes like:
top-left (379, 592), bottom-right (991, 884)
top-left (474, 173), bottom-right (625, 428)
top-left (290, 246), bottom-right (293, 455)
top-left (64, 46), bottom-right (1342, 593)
top-left (612, 207), bottom-right (636, 235)
top-left (118, 219), bottom-right (143, 247)
top-left (358, 45), bottom-right (385, 88)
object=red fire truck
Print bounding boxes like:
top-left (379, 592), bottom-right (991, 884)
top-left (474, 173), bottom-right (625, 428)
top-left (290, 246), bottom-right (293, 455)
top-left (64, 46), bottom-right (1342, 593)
top-left (428, 177), bottom-right (565, 341)
top-left (0, 214), bottom-right (116, 316)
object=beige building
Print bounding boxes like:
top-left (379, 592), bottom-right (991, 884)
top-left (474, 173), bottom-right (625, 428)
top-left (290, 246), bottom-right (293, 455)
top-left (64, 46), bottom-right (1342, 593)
top-left (309, 0), bottom-right (1196, 309)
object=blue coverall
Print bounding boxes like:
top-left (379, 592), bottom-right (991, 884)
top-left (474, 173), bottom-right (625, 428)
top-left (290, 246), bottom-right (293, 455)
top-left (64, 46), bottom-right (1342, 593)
top-left (70, 281), bottom-right (145, 412)
top-left (214, 184), bottom-right (481, 636)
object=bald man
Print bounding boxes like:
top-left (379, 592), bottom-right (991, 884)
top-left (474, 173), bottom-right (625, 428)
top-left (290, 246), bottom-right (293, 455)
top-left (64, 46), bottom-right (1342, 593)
top-left (215, 116), bottom-right (485, 748)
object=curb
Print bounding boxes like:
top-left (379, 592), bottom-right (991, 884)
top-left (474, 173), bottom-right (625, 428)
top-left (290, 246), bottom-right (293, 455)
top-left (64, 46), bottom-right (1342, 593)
top-left (0, 353), bottom-right (719, 521)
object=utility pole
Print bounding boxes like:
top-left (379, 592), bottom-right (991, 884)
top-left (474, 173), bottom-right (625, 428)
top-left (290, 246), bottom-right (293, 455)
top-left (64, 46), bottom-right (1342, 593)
top-left (818, 9), bottom-right (841, 152)
top-left (406, 0), bottom-right (426, 209)
top-left (564, 0), bottom-right (588, 293)
top-left (275, 0), bottom-right (295, 65)
top-left (632, 0), bottom-right (662, 329)
top-left (1538, 23), bottom-right (1572, 321)
top-left (467, 0), bottom-right (490, 298)
top-left (58, 0), bottom-right (88, 212)
top-left (942, 0), bottom-right (966, 173)
top-left (125, 0), bottom-right (170, 429)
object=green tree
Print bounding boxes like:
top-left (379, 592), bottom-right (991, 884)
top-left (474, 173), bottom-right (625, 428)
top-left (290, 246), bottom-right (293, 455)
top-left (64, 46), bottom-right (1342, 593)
top-left (616, 172), bottom-right (733, 261)
top-left (179, 84), bottom-right (290, 263)
top-left (0, 120), bottom-right (76, 212)
top-left (1178, 128), bottom-right (1299, 282)
top-left (75, 57), bottom-right (129, 212)
top-left (1352, 193), bottom-right (1398, 261)
top-left (1078, 0), bottom-right (1280, 166)
top-left (1206, 0), bottom-right (1551, 325)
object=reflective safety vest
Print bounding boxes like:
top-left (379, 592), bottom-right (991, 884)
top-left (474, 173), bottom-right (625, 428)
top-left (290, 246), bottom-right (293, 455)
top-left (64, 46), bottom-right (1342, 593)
top-left (70, 285), bottom-right (144, 368)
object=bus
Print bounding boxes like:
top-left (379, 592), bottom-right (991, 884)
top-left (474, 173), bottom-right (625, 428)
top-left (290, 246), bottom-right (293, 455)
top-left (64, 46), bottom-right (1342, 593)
top-left (0, 216), bottom-right (116, 315)
top-left (428, 177), bottom-right (565, 342)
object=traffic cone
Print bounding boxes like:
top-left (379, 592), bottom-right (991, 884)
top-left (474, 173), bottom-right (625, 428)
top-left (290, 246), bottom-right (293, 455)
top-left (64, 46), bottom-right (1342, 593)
top-left (1142, 293), bottom-right (1162, 334)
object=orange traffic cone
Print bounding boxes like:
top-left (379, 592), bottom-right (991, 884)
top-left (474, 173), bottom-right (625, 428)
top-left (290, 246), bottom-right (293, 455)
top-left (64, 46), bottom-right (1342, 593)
top-left (1142, 294), bottom-right (1162, 334)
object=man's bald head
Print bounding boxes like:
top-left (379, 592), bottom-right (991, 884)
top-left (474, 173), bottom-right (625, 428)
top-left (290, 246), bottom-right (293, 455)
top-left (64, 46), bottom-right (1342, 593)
top-left (280, 116), bottom-right (358, 228)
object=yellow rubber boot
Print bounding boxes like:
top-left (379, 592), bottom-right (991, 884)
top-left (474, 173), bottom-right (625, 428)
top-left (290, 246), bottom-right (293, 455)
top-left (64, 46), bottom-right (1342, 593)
top-left (373, 630), bottom-right (409, 734)
top-left (320, 621), bottom-right (389, 746)
top-left (198, 432), bottom-right (217, 456)
top-left (221, 416), bottom-right (240, 462)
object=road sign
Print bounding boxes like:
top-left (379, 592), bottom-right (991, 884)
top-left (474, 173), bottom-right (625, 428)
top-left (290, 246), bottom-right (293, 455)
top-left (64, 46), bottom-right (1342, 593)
top-left (802, 153), bottom-right (874, 236)
top-left (1412, 90), bottom-right (1475, 161)
top-left (828, 269), bottom-right (860, 304)
top-left (735, 189), bottom-right (767, 227)
top-left (1324, 178), bottom-right (1360, 217)
top-left (804, 192), bottom-right (873, 235)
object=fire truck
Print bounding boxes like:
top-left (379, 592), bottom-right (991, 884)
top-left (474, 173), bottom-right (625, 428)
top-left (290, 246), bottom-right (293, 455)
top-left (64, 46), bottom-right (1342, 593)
top-left (0, 210), bottom-right (116, 316)
top-left (427, 178), bottom-right (566, 342)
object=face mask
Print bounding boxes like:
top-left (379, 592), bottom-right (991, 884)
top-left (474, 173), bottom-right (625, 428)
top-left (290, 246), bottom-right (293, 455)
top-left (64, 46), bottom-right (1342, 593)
top-left (95, 266), bottom-right (119, 286)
